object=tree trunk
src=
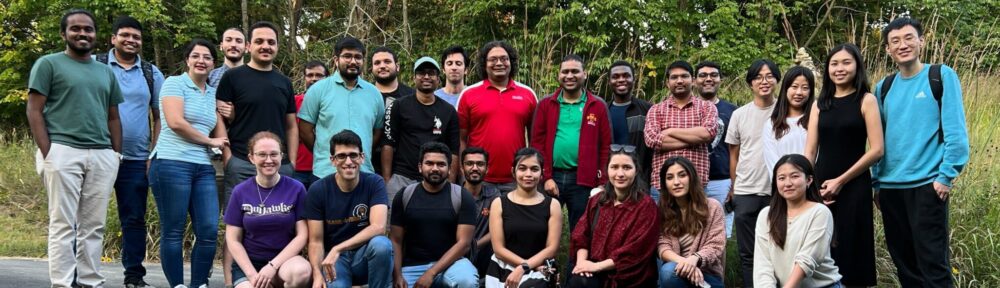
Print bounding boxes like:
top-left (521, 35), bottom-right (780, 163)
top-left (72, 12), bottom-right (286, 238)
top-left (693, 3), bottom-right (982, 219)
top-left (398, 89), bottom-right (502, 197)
top-left (242, 0), bottom-right (249, 34)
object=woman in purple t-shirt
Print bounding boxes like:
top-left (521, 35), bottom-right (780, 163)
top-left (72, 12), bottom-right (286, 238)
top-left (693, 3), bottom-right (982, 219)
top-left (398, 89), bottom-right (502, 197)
top-left (225, 132), bottom-right (311, 288)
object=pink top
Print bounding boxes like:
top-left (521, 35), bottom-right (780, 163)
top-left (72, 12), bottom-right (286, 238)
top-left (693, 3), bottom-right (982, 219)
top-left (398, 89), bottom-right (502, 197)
top-left (658, 198), bottom-right (727, 277)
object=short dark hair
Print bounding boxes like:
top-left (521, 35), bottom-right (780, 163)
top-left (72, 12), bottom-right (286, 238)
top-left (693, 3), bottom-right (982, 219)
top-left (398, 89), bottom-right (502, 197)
top-left (666, 60), bottom-right (694, 76)
top-left (609, 60), bottom-right (634, 74)
top-left (512, 147), bottom-right (544, 170)
top-left (745, 59), bottom-right (782, 85)
top-left (441, 45), bottom-right (470, 67)
top-left (183, 39), bottom-right (218, 63)
top-left (334, 36), bottom-right (365, 56)
top-left (372, 46), bottom-right (398, 63)
top-left (461, 146), bottom-right (490, 164)
top-left (477, 40), bottom-right (520, 80)
top-left (219, 27), bottom-right (244, 40)
top-left (695, 61), bottom-right (722, 76)
top-left (60, 9), bottom-right (96, 33)
top-left (420, 142), bottom-right (452, 164)
top-left (248, 21), bottom-right (279, 40)
top-left (561, 54), bottom-right (585, 67)
top-left (882, 17), bottom-right (924, 46)
top-left (329, 130), bottom-right (363, 155)
top-left (304, 60), bottom-right (329, 75)
top-left (111, 15), bottom-right (143, 35)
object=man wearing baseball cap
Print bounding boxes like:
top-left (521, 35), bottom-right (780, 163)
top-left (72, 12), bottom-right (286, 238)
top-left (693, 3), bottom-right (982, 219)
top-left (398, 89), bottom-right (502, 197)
top-left (381, 57), bottom-right (461, 202)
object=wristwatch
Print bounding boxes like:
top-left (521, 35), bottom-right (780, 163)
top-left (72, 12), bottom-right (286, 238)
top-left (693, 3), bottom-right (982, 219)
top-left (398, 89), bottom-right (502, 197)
top-left (520, 262), bottom-right (530, 273)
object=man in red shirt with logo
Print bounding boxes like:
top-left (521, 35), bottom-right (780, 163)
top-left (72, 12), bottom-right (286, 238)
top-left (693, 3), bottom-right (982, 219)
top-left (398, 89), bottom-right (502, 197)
top-left (457, 41), bottom-right (537, 192)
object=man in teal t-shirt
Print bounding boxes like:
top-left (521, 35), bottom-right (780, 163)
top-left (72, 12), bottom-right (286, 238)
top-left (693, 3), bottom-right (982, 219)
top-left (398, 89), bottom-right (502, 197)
top-left (26, 9), bottom-right (124, 288)
top-left (874, 17), bottom-right (970, 287)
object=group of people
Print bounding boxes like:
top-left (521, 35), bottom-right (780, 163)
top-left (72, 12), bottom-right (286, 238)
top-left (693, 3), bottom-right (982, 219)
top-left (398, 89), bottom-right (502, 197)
top-left (27, 7), bottom-right (969, 288)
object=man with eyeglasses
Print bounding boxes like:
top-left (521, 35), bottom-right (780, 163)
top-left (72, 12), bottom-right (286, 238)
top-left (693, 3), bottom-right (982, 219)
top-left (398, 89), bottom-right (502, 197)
top-left (695, 61), bottom-right (737, 238)
top-left (607, 60), bottom-right (653, 185)
top-left (530, 54), bottom-right (610, 234)
top-left (305, 130), bottom-right (393, 288)
top-left (94, 15), bottom-right (165, 288)
top-left (293, 60), bottom-right (329, 189)
top-left (382, 57), bottom-right (460, 203)
top-left (216, 20), bottom-right (299, 286)
top-left (643, 60), bottom-right (718, 202)
top-left (299, 36), bottom-right (385, 180)
top-left (460, 147), bottom-right (500, 282)
top-left (457, 41), bottom-right (537, 193)
top-left (28, 9), bottom-right (124, 287)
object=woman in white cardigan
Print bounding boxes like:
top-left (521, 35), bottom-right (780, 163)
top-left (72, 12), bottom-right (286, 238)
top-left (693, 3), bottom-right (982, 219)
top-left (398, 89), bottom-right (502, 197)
top-left (754, 154), bottom-right (842, 288)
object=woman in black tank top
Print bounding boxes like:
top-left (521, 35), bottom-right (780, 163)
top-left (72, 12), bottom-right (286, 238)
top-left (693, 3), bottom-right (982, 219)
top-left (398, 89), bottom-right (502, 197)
top-left (485, 148), bottom-right (563, 288)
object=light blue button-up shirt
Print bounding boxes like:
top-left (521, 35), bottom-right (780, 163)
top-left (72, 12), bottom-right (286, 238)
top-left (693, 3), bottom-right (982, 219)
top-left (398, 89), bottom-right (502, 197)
top-left (102, 50), bottom-right (165, 160)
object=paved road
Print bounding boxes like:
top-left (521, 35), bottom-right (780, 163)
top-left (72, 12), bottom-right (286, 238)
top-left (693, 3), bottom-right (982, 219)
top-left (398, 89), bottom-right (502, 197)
top-left (0, 257), bottom-right (224, 288)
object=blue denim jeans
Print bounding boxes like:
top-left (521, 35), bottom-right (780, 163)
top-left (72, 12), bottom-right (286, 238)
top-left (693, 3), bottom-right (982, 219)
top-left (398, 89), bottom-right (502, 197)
top-left (325, 235), bottom-right (394, 288)
top-left (293, 170), bottom-right (319, 190)
top-left (552, 169), bottom-right (592, 233)
top-left (401, 258), bottom-right (479, 287)
top-left (705, 179), bottom-right (733, 238)
top-left (659, 261), bottom-right (723, 288)
top-left (649, 185), bottom-right (661, 204)
top-left (149, 159), bottom-right (219, 287)
top-left (114, 160), bottom-right (149, 282)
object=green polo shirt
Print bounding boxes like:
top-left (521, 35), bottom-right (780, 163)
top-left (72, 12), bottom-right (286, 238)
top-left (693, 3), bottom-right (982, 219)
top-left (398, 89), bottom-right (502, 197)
top-left (553, 92), bottom-right (585, 169)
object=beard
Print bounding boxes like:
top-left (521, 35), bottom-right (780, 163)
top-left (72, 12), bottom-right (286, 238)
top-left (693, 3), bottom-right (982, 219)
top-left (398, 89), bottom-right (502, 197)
top-left (225, 52), bottom-right (243, 63)
top-left (424, 172), bottom-right (447, 186)
top-left (374, 72), bottom-right (398, 85)
top-left (417, 85), bottom-right (436, 94)
top-left (464, 172), bottom-right (484, 185)
top-left (340, 68), bottom-right (360, 81)
top-left (67, 38), bottom-right (94, 55)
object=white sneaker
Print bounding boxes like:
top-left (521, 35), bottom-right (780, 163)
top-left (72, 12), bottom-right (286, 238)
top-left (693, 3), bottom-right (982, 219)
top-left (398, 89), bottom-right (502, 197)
top-left (173, 285), bottom-right (188, 288)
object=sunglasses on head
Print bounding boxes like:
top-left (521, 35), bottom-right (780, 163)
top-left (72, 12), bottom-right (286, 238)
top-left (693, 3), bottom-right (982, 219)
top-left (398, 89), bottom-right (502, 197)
top-left (610, 144), bottom-right (636, 153)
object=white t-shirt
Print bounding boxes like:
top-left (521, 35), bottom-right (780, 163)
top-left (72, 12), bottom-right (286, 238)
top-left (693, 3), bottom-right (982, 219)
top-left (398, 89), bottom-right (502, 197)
top-left (761, 115), bottom-right (808, 176)
top-left (724, 102), bottom-right (775, 196)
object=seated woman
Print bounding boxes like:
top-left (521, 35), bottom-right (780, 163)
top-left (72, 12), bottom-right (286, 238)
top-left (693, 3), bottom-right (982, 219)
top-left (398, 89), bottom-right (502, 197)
top-left (658, 157), bottom-right (726, 288)
top-left (567, 145), bottom-right (660, 287)
top-left (485, 148), bottom-right (563, 288)
top-left (224, 131), bottom-right (312, 288)
top-left (754, 154), bottom-right (842, 287)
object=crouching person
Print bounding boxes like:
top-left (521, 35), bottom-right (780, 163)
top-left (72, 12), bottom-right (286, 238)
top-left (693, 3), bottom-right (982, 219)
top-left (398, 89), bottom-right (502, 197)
top-left (305, 130), bottom-right (394, 288)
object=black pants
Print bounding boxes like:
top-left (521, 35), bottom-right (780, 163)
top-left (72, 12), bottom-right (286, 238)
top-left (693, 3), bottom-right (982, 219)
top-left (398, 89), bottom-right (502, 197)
top-left (566, 272), bottom-right (606, 288)
top-left (879, 183), bottom-right (953, 287)
top-left (733, 194), bottom-right (771, 288)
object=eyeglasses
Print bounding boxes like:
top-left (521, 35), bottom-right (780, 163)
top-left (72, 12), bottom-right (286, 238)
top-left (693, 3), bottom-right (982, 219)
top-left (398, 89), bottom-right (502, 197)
top-left (115, 32), bottom-right (142, 41)
top-left (338, 53), bottom-right (364, 62)
top-left (752, 74), bottom-right (777, 83)
top-left (253, 152), bottom-right (282, 159)
top-left (332, 152), bottom-right (362, 161)
top-left (463, 161), bottom-right (487, 167)
top-left (188, 54), bottom-right (214, 62)
top-left (610, 144), bottom-right (636, 153)
top-left (487, 56), bottom-right (509, 64)
top-left (697, 72), bottom-right (720, 79)
top-left (415, 71), bottom-right (439, 78)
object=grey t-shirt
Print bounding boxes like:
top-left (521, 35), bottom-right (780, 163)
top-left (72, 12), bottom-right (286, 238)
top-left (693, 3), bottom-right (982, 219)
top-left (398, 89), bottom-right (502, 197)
top-left (724, 101), bottom-right (774, 196)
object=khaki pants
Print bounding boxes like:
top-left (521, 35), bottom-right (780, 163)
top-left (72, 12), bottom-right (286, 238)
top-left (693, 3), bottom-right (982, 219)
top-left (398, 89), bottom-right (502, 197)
top-left (36, 143), bottom-right (119, 288)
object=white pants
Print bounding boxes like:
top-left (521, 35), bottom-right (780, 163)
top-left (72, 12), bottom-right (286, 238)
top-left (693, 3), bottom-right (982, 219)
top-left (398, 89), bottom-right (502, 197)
top-left (36, 143), bottom-right (119, 288)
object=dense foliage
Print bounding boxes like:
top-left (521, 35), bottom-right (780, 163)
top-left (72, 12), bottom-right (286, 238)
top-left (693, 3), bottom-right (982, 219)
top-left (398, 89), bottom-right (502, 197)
top-left (1, 0), bottom-right (998, 125)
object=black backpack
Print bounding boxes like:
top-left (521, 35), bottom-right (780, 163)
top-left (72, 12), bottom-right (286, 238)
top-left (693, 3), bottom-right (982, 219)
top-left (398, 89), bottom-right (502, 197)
top-left (96, 53), bottom-right (157, 102)
top-left (878, 64), bottom-right (944, 142)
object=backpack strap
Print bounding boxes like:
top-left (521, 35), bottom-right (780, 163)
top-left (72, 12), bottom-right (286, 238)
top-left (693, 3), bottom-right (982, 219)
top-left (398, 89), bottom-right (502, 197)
top-left (929, 64), bottom-right (944, 143)
top-left (141, 61), bottom-right (156, 104)
top-left (450, 184), bottom-right (463, 215)
top-left (879, 72), bottom-right (897, 105)
top-left (401, 183), bottom-right (419, 211)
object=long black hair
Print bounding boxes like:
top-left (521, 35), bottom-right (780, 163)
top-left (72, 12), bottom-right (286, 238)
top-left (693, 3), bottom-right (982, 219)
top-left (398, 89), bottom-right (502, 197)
top-left (818, 43), bottom-right (870, 111)
top-left (771, 66), bottom-right (815, 139)
top-left (766, 154), bottom-right (823, 249)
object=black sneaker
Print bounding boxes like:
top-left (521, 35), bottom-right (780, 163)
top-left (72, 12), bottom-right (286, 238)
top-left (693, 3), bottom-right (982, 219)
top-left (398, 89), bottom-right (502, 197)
top-left (125, 279), bottom-right (157, 288)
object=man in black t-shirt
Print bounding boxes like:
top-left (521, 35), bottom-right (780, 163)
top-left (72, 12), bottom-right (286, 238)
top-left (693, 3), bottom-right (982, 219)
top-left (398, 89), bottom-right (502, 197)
top-left (461, 146), bottom-right (500, 279)
top-left (371, 46), bottom-right (415, 176)
top-left (390, 142), bottom-right (478, 287)
top-left (383, 57), bottom-right (460, 202)
top-left (214, 21), bottom-right (298, 286)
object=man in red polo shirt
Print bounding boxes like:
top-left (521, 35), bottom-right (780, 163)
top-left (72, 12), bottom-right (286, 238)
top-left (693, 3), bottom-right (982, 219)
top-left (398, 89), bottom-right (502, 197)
top-left (457, 41), bottom-right (537, 192)
top-left (293, 60), bottom-right (328, 189)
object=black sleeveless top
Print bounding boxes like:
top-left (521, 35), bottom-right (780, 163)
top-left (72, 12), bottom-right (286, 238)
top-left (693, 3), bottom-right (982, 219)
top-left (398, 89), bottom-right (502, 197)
top-left (500, 193), bottom-right (552, 258)
top-left (816, 91), bottom-right (869, 182)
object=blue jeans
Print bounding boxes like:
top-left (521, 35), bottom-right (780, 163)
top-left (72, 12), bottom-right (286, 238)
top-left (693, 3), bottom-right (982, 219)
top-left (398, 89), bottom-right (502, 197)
top-left (150, 159), bottom-right (219, 287)
top-left (649, 185), bottom-right (660, 204)
top-left (325, 235), bottom-right (393, 288)
top-left (552, 169), bottom-right (592, 233)
top-left (114, 160), bottom-right (149, 282)
top-left (705, 179), bottom-right (733, 238)
top-left (659, 261), bottom-right (723, 288)
top-left (293, 170), bottom-right (319, 190)
top-left (401, 258), bottom-right (479, 288)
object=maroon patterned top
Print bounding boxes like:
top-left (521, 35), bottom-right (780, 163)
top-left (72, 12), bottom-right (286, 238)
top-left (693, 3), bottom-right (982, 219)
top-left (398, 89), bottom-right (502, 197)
top-left (571, 193), bottom-right (660, 287)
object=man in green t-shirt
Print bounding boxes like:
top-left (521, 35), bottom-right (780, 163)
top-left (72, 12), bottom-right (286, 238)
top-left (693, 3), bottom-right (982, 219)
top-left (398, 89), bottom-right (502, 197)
top-left (26, 9), bottom-right (124, 288)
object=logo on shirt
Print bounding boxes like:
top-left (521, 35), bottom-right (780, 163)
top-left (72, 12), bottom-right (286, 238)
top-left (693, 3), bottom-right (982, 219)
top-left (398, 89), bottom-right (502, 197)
top-left (433, 116), bottom-right (442, 135)
top-left (512, 95), bottom-right (524, 100)
top-left (480, 207), bottom-right (490, 217)
top-left (241, 203), bottom-right (294, 216)
top-left (916, 91), bottom-right (927, 99)
top-left (586, 113), bottom-right (598, 126)
top-left (325, 203), bottom-right (370, 226)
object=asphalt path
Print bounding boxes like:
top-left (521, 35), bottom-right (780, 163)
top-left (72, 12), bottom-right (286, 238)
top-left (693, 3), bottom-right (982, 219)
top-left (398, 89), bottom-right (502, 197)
top-left (0, 257), bottom-right (223, 288)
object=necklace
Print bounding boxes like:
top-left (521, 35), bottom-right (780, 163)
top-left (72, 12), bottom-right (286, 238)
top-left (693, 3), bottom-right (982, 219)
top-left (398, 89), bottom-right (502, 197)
top-left (256, 175), bottom-right (279, 208)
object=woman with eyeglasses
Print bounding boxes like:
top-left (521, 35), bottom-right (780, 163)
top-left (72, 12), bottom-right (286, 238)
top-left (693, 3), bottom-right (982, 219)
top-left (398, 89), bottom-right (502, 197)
top-left (803, 43), bottom-right (883, 287)
top-left (567, 145), bottom-right (659, 287)
top-left (485, 147), bottom-right (563, 288)
top-left (148, 39), bottom-right (228, 288)
top-left (657, 157), bottom-right (726, 288)
top-left (754, 154), bottom-right (842, 287)
top-left (224, 131), bottom-right (312, 288)
top-left (762, 66), bottom-right (816, 174)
